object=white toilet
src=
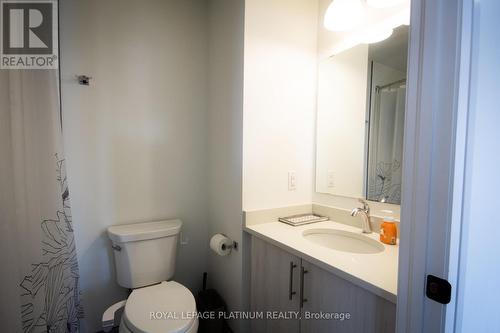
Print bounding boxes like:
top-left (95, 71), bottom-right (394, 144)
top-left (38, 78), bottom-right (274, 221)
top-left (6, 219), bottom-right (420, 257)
top-left (107, 219), bottom-right (198, 333)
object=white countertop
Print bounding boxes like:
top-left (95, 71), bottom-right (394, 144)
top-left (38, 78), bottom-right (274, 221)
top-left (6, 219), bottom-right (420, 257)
top-left (244, 220), bottom-right (398, 303)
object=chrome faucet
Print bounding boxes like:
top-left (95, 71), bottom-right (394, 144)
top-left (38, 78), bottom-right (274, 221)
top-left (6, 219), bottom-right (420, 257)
top-left (350, 199), bottom-right (372, 234)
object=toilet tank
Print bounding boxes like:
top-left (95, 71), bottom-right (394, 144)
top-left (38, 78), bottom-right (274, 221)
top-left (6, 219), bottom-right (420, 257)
top-left (107, 219), bottom-right (182, 289)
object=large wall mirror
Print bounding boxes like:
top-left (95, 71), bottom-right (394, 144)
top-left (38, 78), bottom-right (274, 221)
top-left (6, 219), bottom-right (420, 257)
top-left (315, 22), bottom-right (409, 205)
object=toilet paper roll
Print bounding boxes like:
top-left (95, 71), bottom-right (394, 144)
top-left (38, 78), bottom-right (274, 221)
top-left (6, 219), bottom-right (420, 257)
top-left (210, 234), bottom-right (232, 256)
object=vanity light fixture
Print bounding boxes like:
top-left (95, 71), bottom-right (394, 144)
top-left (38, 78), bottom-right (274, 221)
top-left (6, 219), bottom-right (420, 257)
top-left (324, 0), bottom-right (364, 32)
top-left (366, 0), bottom-right (408, 8)
top-left (362, 28), bottom-right (394, 43)
top-left (325, 4), bottom-right (410, 56)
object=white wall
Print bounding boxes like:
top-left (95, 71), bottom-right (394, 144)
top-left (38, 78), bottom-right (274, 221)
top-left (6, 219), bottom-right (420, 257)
top-left (60, 1), bottom-right (209, 331)
top-left (315, 45), bottom-right (369, 198)
top-left (206, 0), bottom-right (245, 331)
top-left (243, 0), bottom-right (319, 211)
top-left (242, 0), bottom-right (402, 217)
top-left (455, 0), bottom-right (500, 330)
top-left (313, 0), bottom-right (403, 219)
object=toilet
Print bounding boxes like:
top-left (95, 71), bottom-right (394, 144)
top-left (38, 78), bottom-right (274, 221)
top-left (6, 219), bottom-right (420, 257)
top-left (106, 219), bottom-right (198, 333)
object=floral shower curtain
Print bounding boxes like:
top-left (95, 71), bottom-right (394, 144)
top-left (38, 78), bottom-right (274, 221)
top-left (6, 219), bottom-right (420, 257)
top-left (367, 85), bottom-right (406, 204)
top-left (0, 69), bottom-right (84, 332)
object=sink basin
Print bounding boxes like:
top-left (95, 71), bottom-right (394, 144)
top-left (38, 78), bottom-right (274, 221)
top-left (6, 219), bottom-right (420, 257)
top-left (303, 228), bottom-right (384, 254)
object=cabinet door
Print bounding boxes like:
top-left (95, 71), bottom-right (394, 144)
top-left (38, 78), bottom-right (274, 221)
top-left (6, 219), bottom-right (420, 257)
top-left (300, 260), bottom-right (396, 333)
top-left (250, 236), bottom-right (301, 333)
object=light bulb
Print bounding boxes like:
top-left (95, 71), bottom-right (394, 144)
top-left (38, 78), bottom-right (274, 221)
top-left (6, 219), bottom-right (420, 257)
top-left (366, 0), bottom-right (408, 9)
top-left (324, 0), bottom-right (364, 32)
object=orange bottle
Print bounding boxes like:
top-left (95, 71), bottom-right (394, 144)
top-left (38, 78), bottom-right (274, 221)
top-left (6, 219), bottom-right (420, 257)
top-left (380, 217), bottom-right (397, 245)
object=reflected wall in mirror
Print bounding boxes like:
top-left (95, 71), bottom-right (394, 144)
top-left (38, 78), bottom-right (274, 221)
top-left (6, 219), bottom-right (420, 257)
top-left (315, 43), bottom-right (369, 199)
top-left (315, 23), bottom-right (409, 205)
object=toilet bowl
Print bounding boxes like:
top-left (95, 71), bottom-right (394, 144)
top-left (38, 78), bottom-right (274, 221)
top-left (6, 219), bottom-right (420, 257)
top-left (119, 281), bottom-right (198, 333)
top-left (105, 219), bottom-right (198, 333)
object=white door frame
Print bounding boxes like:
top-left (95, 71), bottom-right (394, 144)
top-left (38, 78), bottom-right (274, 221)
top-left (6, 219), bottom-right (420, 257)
top-left (397, 0), bottom-right (473, 332)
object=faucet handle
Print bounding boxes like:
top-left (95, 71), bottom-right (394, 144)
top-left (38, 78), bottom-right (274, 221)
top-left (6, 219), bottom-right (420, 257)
top-left (358, 198), bottom-right (370, 213)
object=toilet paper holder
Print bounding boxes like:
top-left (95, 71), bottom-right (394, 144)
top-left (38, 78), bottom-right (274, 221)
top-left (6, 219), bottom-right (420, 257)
top-left (210, 233), bottom-right (238, 256)
top-left (222, 237), bottom-right (238, 251)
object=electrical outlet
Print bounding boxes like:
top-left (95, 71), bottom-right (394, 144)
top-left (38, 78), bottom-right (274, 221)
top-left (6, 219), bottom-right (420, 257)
top-left (288, 171), bottom-right (297, 191)
top-left (327, 170), bottom-right (335, 188)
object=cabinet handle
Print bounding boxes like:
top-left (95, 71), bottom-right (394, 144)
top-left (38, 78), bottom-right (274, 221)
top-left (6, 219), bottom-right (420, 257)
top-left (289, 261), bottom-right (297, 300)
top-left (300, 266), bottom-right (308, 308)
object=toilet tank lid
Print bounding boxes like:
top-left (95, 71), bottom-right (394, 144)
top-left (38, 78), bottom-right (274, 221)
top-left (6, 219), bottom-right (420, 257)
top-left (107, 219), bottom-right (182, 243)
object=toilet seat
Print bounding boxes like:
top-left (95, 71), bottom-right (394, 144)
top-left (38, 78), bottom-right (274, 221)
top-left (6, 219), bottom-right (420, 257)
top-left (121, 281), bottom-right (198, 333)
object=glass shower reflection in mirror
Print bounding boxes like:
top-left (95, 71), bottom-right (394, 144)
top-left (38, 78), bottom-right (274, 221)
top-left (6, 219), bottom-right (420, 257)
top-left (315, 26), bottom-right (409, 205)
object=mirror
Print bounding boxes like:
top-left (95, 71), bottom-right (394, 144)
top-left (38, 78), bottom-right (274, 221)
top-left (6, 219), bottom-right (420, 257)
top-left (315, 25), bottom-right (409, 205)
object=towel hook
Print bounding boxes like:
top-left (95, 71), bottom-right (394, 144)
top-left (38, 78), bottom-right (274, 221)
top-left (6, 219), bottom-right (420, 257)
top-left (76, 74), bottom-right (92, 86)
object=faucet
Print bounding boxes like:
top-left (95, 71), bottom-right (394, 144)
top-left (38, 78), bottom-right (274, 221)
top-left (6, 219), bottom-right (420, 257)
top-left (350, 199), bottom-right (372, 234)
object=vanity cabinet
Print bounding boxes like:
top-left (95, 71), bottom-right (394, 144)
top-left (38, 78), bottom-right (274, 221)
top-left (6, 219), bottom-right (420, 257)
top-left (250, 236), bottom-right (301, 333)
top-left (300, 260), bottom-right (396, 333)
top-left (249, 235), bottom-right (396, 333)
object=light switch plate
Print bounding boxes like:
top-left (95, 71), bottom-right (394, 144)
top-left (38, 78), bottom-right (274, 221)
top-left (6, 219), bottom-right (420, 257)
top-left (288, 171), bottom-right (296, 191)
top-left (327, 170), bottom-right (335, 188)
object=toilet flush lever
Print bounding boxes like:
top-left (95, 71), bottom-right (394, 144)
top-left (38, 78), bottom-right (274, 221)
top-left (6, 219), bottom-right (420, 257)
top-left (180, 232), bottom-right (189, 245)
top-left (112, 244), bottom-right (121, 251)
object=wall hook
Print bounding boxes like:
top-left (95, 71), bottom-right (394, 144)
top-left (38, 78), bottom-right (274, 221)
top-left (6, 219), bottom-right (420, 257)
top-left (76, 75), bottom-right (92, 86)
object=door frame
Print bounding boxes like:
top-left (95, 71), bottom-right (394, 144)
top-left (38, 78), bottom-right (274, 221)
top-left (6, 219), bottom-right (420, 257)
top-left (397, 0), bottom-right (473, 332)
